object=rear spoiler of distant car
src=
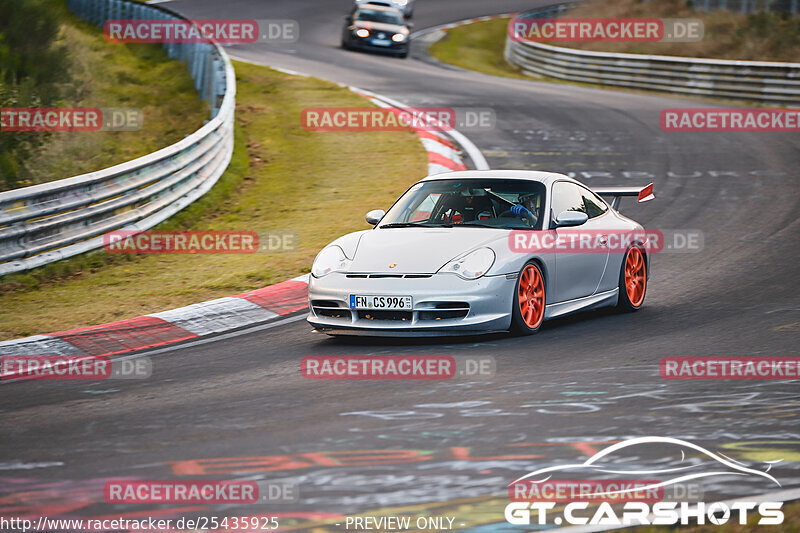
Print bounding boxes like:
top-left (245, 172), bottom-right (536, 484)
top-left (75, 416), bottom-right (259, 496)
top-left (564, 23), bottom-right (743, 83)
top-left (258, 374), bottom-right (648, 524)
top-left (593, 183), bottom-right (654, 210)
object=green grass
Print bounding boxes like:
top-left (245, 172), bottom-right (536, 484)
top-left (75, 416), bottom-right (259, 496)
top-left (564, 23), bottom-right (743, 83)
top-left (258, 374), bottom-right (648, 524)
top-left (0, 61), bottom-right (428, 339)
top-left (428, 0), bottom-right (800, 83)
top-left (562, 0), bottom-right (800, 62)
top-left (8, 6), bottom-right (208, 189)
top-left (429, 18), bottom-right (527, 80)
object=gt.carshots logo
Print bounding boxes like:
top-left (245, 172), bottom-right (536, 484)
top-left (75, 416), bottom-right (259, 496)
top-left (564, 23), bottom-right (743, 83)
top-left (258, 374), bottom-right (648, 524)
top-left (505, 437), bottom-right (785, 527)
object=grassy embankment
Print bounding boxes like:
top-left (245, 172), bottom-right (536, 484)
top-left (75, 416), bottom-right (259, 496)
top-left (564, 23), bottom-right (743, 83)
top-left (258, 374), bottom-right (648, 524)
top-left (428, 0), bottom-right (800, 82)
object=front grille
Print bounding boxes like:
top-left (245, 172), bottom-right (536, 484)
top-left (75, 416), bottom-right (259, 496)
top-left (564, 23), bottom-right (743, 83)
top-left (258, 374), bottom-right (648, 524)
top-left (418, 310), bottom-right (469, 320)
top-left (357, 310), bottom-right (412, 321)
top-left (312, 300), bottom-right (350, 319)
top-left (315, 308), bottom-right (350, 319)
top-left (417, 302), bottom-right (470, 321)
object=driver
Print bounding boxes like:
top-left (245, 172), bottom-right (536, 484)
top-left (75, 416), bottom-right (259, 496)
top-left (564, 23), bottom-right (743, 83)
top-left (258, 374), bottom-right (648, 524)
top-left (510, 193), bottom-right (539, 226)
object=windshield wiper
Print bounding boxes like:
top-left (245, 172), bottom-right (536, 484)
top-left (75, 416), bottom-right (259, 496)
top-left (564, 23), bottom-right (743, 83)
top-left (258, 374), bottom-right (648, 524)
top-left (380, 222), bottom-right (453, 229)
top-left (456, 222), bottom-right (497, 228)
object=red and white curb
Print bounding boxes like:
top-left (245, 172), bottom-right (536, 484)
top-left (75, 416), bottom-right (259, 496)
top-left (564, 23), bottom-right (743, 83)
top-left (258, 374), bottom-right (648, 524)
top-left (0, 275), bottom-right (309, 358)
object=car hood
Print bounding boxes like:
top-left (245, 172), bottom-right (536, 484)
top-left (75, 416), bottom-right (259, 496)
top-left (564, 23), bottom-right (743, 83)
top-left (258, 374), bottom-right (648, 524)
top-left (349, 228), bottom-right (507, 274)
top-left (353, 21), bottom-right (408, 34)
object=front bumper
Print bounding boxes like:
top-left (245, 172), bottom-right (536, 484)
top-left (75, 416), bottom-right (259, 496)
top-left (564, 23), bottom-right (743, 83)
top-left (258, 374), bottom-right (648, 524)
top-left (307, 272), bottom-right (515, 336)
top-left (348, 37), bottom-right (409, 55)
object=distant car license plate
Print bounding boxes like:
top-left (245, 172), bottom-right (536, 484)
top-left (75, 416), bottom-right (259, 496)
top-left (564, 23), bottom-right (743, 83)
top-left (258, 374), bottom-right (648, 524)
top-left (371, 39), bottom-right (391, 46)
top-left (350, 295), bottom-right (412, 310)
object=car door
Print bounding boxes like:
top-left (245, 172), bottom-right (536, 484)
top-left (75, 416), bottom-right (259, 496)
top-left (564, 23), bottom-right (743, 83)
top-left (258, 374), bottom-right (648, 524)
top-left (551, 181), bottom-right (610, 302)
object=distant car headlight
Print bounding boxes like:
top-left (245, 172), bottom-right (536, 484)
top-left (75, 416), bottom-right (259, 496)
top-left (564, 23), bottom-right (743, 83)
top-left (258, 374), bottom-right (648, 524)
top-left (439, 247), bottom-right (495, 280)
top-left (355, 28), bottom-right (370, 38)
top-left (312, 246), bottom-right (352, 278)
top-left (391, 33), bottom-right (406, 42)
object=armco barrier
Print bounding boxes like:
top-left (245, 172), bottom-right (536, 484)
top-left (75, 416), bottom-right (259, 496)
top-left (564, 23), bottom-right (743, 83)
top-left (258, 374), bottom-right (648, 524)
top-left (504, 5), bottom-right (800, 104)
top-left (0, 0), bottom-right (235, 276)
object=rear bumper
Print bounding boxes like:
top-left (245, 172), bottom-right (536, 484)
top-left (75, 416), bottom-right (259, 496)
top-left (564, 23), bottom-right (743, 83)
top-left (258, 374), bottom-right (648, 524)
top-left (307, 272), bottom-right (515, 336)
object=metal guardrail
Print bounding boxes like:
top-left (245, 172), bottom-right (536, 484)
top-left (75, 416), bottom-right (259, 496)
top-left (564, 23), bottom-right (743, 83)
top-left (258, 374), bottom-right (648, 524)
top-left (645, 0), bottom-right (799, 15)
top-left (0, 0), bottom-right (235, 276)
top-left (505, 5), bottom-right (800, 104)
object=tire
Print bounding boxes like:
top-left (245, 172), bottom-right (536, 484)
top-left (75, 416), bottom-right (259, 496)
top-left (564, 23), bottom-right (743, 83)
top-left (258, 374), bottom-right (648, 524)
top-left (510, 261), bottom-right (546, 335)
top-left (618, 245), bottom-right (647, 311)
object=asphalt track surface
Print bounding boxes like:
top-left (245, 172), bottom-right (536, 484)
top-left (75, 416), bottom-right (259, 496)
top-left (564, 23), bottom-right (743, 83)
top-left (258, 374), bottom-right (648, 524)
top-left (2, 0), bottom-right (800, 531)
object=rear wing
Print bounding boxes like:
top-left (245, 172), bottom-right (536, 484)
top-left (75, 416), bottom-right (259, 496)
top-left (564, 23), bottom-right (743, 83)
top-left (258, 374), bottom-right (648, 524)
top-left (593, 183), bottom-right (654, 210)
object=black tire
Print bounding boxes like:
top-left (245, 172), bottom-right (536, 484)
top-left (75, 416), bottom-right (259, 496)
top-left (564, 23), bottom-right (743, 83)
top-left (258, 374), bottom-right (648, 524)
top-left (617, 245), bottom-right (647, 312)
top-left (510, 261), bottom-right (546, 335)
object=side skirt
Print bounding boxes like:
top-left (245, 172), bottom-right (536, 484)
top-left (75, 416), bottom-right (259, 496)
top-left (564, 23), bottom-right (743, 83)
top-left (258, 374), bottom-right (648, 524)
top-left (544, 288), bottom-right (619, 320)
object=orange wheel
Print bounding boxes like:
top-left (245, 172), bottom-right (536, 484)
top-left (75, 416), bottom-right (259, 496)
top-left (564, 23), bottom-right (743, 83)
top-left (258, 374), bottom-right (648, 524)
top-left (619, 246), bottom-right (647, 310)
top-left (511, 262), bottom-right (545, 334)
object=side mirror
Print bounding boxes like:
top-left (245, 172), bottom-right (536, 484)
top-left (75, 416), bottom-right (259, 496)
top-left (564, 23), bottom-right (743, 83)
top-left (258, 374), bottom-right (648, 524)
top-left (555, 210), bottom-right (588, 228)
top-left (365, 209), bottom-right (385, 225)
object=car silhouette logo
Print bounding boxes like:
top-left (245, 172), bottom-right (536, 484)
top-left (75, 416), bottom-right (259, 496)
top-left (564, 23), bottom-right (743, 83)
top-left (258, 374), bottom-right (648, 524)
top-left (510, 436), bottom-right (782, 500)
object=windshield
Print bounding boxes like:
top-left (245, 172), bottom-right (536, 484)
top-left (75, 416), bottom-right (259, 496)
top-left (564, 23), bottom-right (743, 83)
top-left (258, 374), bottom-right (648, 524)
top-left (378, 179), bottom-right (547, 230)
top-left (355, 8), bottom-right (404, 25)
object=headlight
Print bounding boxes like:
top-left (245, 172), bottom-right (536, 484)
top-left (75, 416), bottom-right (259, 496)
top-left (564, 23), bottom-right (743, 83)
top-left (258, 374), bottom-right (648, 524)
top-left (312, 246), bottom-right (352, 278)
top-left (391, 33), bottom-right (406, 42)
top-left (395, 0), bottom-right (408, 5)
top-left (355, 28), bottom-right (370, 38)
top-left (439, 248), bottom-right (495, 280)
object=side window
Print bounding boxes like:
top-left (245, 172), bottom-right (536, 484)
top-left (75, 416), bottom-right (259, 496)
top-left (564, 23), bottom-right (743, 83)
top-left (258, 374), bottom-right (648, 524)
top-left (580, 188), bottom-right (608, 218)
top-left (551, 182), bottom-right (586, 219)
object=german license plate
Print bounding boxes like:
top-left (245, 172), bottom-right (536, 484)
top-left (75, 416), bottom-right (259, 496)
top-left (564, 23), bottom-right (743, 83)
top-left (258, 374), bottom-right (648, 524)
top-left (350, 295), bottom-right (412, 310)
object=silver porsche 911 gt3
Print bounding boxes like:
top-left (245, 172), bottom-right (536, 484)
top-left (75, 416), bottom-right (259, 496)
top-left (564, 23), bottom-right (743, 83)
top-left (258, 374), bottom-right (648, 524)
top-left (307, 170), bottom-right (654, 336)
